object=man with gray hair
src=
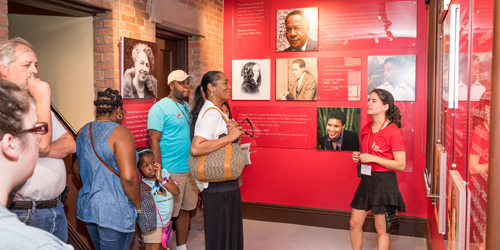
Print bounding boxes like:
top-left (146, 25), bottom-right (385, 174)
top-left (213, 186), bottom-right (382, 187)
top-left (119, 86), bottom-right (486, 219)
top-left (283, 10), bottom-right (318, 51)
top-left (0, 37), bottom-right (76, 242)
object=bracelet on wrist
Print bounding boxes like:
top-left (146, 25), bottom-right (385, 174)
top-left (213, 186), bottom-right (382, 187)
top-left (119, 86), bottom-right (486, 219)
top-left (160, 179), bottom-right (167, 186)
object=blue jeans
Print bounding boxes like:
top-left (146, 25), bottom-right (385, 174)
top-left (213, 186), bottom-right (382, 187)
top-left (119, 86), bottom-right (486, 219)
top-left (85, 223), bottom-right (134, 250)
top-left (11, 200), bottom-right (68, 242)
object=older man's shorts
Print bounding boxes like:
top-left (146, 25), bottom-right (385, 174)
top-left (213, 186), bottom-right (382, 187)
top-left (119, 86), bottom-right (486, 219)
top-left (142, 227), bottom-right (162, 243)
top-left (170, 172), bottom-right (198, 217)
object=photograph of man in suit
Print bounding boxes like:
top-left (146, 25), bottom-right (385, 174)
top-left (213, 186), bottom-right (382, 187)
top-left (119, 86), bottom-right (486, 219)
top-left (279, 58), bottom-right (317, 100)
top-left (283, 10), bottom-right (318, 52)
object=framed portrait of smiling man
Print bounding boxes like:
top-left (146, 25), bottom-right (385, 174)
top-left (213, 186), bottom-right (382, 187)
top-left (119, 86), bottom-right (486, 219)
top-left (120, 37), bottom-right (158, 99)
top-left (316, 107), bottom-right (361, 151)
top-left (276, 7), bottom-right (319, 52)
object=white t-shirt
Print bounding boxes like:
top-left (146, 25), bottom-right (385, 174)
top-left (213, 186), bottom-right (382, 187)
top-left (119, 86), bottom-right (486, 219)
top-left (194, 100), bottom-right (228, 140)
top-left (14, 101), bottom-right (68, 201)
top-left (193, 100), bottom-right (229, 190)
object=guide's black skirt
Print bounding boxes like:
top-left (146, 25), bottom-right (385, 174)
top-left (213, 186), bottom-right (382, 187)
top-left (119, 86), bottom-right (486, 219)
top-left (350, 171), bottom-right (406, 214)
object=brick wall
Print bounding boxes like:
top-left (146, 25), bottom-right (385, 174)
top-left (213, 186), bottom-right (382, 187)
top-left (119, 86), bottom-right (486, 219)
top-left (173, 0), bottom-right (225, 230)
top-left (91, 0), bottom-right (224, 98)
top-left (185, 0), bottom-right (224, 99)
top-left (0, 0), bottom-right (7, 40)
top-left (92, 0), bottom-right (156, 93)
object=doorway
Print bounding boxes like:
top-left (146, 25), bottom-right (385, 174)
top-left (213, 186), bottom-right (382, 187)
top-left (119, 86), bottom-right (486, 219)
top-left (156, 28), bottom-right (188, 101)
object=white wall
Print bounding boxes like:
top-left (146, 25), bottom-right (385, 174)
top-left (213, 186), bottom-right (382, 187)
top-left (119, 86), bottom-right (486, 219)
top-left (9, 14), bottom-right (94, 131)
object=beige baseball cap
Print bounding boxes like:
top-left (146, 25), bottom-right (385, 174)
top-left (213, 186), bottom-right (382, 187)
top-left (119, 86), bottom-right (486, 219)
top-left (168, 70), bottom-right (194, 84)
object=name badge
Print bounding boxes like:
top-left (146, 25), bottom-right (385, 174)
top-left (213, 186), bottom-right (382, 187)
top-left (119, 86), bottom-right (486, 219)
top-left (176, 112), bottom-right (182, 119)
top-left (361, 164), bottom-right (372, 176)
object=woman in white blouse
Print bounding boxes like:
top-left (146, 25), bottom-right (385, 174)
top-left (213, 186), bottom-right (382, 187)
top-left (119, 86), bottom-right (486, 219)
top-left (190, 71), bottom-right (245, 250)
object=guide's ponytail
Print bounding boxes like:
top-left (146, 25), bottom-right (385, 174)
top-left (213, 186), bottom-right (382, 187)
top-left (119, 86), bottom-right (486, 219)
top-left (370, 89), bottom-right (402, 128)
top-left (387, 105), bottom-right (402, 129)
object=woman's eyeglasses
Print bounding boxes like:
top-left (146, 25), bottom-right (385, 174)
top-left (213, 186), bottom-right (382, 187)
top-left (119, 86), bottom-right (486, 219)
top-left (240, 118), bottom-right (254, 137)
top-left (1, 122), bottom-right (49, 141)
top-left (18, 122), bottom-right (49, 135)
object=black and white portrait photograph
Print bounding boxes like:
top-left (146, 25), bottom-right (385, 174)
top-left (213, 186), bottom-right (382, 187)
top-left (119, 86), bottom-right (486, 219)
top-left (120, 37), bottom-right (158, 99)
top-left (232, 59), bottom-right (271, 100)
top-left (367, 55), bottom-right (416, 101)
top-left (276, 7), bottom-right (318, 52)
top-left (276, 57), bottom-right (317, 101)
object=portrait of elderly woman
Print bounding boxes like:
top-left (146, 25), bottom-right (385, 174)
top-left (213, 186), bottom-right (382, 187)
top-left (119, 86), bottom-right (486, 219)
top-left (317, 108), bottom-right (360, 151)
top-left (232, 59), bottom-right (271, 100)
top-left (121, 38), bottom-right (158, 99)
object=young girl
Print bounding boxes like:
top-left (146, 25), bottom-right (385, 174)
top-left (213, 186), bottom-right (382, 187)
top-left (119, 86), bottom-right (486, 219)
top-left (350, 89), bottom-right (406, 250)
top-left (136, 147), bottom-right (180, 250)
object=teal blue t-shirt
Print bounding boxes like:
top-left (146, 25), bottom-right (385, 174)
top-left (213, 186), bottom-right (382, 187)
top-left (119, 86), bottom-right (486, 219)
top-left (143, 169), bottom-right (174, 228)
top-left (147, 98), bottom-right (191, 173)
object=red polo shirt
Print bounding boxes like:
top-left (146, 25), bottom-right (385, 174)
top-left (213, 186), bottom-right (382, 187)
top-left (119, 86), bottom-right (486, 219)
top-left (359, 122), bottom-right (405, 172)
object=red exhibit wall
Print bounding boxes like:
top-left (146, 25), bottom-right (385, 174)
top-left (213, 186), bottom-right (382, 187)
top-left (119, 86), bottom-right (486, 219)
top-left (223, 0), bottom-right (429, 218)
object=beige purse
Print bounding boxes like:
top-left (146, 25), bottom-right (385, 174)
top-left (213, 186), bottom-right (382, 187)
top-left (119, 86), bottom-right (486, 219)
top-left (188, 107), bottom-right (247, 182)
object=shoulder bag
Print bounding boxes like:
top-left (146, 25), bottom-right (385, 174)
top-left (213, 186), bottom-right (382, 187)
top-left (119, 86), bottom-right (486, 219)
top-left (188, 107), bottom-right (248, 182)
top-left (89, 122), bottom-right (157, 233)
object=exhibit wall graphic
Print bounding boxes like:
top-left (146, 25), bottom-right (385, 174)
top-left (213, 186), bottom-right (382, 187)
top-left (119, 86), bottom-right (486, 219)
top-left (316, 107), bottom-right (361, 151)
top-left (120, 37), bottom-right (159, 99)
top-left (224, 0), bottom-right (428, 217)
top-left (275, 57), bottom-right (318, 101)
top-left (232, 59), bottom-right (271, 100)
top-left (119, 37), bottom-right (156, 147)
top-left (276, 7), bottom-right (319, 52)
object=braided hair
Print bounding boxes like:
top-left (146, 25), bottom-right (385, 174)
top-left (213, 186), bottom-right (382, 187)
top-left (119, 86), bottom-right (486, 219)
top-left (94, 88), bottom-right (123, 117)
top-left (370, 89), bottom-right (402, 128)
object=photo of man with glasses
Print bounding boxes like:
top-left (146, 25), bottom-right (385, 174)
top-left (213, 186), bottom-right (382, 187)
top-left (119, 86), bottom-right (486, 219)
top-left (276, 8), bottom-right (318, 52)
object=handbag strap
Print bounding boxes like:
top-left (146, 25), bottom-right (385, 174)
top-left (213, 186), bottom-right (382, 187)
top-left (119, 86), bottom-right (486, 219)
top-left (89, 122), bottom-right (151, 191)
top-left (155, 205), bottom-right (165, 228)
top-left (202, 107), bottom-right (229, 123)
top-left (202, 107), bottom-right (254, 137)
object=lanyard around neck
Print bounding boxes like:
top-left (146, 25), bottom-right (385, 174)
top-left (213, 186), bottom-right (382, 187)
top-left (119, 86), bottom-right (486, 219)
top-left (366, 119), bottom-right (387, 154)
top-left (169, 96), bottom-right (190, 124)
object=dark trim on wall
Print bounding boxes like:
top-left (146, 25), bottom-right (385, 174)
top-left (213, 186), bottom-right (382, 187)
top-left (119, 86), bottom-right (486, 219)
top-left (242, 202), bottom-right (427, 238)
top-left (67, 224), bottom-right (91, 250)
top-left (426, 219), bottom-right (432, 250)
top-left (9, 0), bottom-right (110, 17)
top-left (51, 103), bottom-right (77, 137)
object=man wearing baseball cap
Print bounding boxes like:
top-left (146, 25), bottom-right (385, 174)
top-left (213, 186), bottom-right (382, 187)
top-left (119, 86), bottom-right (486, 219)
top-left (148, 70), bottom-right (197, 250)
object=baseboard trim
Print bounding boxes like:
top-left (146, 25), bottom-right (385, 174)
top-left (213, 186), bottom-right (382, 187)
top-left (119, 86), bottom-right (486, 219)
top-left (67, 223), bottom-right (91, 250)
top-left (426, 219), bottom-right (432, 250)
top-left (242, 201), bottom-right (427, 238)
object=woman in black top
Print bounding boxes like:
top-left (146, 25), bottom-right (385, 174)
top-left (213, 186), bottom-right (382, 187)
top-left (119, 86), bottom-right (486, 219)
top-left (319, 109), bottom-right (359, 151)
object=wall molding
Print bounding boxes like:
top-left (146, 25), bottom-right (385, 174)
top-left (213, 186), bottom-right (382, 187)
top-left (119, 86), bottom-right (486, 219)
top-left (242, 202), bottom-right (427, 238)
